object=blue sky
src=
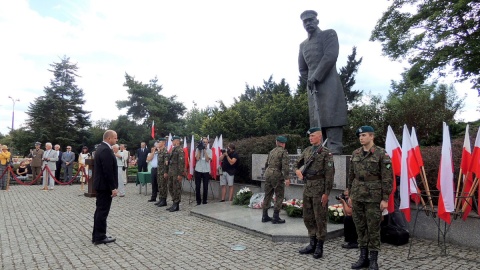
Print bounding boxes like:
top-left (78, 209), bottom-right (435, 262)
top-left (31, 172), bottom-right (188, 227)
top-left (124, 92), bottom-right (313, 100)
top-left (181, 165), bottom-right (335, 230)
top-left (0, 0), bottom-right (478, 136)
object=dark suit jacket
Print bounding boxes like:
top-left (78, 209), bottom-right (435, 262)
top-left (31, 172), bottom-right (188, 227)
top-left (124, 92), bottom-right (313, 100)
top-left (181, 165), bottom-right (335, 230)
top-left (56, 151), bottom-right (63, 169)
top-left (136, 147), bottom-right (149, 167)
top-left (93, 142), bottom-right (118, 191)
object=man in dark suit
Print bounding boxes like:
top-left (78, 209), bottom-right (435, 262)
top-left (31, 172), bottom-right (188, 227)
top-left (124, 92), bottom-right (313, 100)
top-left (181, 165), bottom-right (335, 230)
top-left (54, 144), bottom-right (63, 181)
top-left (136, 142), bottom-right (148, 172)
top-left (92, 130), bottom-right (118, 245)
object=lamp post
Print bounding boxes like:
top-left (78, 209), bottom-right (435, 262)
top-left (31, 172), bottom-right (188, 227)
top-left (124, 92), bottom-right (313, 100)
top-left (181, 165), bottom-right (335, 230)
top-left (8, 96), bottom-right (19, 131)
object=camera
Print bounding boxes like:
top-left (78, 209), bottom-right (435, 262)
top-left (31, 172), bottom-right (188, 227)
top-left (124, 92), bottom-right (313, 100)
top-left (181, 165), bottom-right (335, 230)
top-left (197, 141), bottom-right (205, 150)
top-left (335, 193), bottom-right (347, 201)
top-left (221, 149), bottom-right (227, 154)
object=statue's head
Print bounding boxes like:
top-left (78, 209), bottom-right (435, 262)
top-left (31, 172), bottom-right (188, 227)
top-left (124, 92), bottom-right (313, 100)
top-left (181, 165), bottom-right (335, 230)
top-left (300, 10), bottom-right (319, 34)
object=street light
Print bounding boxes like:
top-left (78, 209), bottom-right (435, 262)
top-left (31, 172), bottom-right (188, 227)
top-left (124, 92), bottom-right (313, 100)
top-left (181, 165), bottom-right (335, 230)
top-left (8, 96), bottom-right (19, 131)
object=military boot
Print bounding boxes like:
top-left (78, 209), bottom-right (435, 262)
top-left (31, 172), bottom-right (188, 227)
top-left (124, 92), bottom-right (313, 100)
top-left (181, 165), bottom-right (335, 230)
top-left (299, 237), bottom-right (317, 254)
top-left (169, 202), bottom-right (179, 212)
top-left (261, 209), bottom-right (272, 223)
top-left (157, 198), bottom-right (167, 207)
top-left (166, 203), bottom-right (173, 211)
top-left (368, 250), bottom-right (379, 270)
top-left (271, 210), bottom-right (285, 224)
top-left (312, 240), bottom-right (324, 259)
top-left (351, 247), bottom-right (369, 269)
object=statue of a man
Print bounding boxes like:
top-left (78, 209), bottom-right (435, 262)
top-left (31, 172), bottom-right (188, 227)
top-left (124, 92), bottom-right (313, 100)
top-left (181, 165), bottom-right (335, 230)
top-left (298, 10), bottom-right (347, 155)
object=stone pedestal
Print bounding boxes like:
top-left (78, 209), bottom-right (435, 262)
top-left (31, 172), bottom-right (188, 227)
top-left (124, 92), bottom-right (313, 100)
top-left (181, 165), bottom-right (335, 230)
top-left (252, 154), bottom-right (350, 200)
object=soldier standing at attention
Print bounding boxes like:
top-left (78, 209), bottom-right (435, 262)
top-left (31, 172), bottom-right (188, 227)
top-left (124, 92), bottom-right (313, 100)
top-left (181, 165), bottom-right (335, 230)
top-left (295, 127), bottom-right (334, 259)
top-left (166, 136), bottom-right (185, 212)
top-left (348, 126), bottom-right (392, 270)
top-left (262, 136), bottom-right (291, 224)
top-left (154, 138), bottom-right (169, 207)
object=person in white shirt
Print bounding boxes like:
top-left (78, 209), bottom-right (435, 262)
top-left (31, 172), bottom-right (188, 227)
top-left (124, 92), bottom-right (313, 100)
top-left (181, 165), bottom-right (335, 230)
top-left (194, 138), bottom-right (212, 205)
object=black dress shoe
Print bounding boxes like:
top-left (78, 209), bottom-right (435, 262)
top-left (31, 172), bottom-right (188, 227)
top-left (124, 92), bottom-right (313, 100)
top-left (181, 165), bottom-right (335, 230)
top-left (147, 198), bottom-right (156, 202)
top-left (94, 237), bottom-right (116, 245)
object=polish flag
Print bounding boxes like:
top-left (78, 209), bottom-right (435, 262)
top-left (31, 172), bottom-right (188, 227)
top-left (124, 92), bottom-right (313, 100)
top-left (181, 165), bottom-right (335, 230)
top-left (151, 120), bottom-right (155, 139)
top-left (217, 134), bottom-right (223, 170)
top-left (188, 135), bottom-right (195, 180)
top-left (183, 137), bottom-right (189, 178)
top-left (470, 128), bottom-right (480, 201)
top-left (460, 125), bottom-right (473, 220)
top-left (437, 122), bottom-right (455, 224)
top-left (408, 127), bottom-right (422, 204)
top-left (400, 125), bottom-right (421, 221)
top-left (210, 136), bottom-right (218, 180)
top-left (385, 126), bottom-right (402, 213)
top-left (166, 133), bottom-right (173, 153)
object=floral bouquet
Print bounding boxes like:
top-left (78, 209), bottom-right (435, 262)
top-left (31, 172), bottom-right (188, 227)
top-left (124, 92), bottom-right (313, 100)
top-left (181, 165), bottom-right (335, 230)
top-left (328, 204), bottom-right (344, 223)
top-left (232, 187), bottom-right (253, 206)
top-left (282, 199), bottom-right (303, 217)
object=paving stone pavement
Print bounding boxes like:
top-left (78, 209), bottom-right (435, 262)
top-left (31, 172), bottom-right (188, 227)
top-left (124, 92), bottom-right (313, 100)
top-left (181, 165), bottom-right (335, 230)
top-left (1, 184), bottom-right (478, 270)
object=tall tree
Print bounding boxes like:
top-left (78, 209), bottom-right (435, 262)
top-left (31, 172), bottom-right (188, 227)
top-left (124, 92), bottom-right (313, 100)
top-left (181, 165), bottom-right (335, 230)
top-left (371, 0), bottom-right (480, 95)
top-left (25, 56), bottom-right (91, 149)
top-left (339, 46), bottom-right (364, 106)
top-left (116, 74), bottom-right (186, 135)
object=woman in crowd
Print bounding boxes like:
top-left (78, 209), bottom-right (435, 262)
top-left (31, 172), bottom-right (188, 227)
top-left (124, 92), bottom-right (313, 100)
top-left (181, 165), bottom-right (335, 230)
top-left (78, 146), bottom-right (91, 191)
top-left (16, 160), bottom-right (28, 181)
top-left (0, 145), bottom-right (12, 190)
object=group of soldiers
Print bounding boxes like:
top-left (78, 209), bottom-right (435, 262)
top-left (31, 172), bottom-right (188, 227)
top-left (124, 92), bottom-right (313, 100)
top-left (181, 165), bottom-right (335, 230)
top-left (262, 125), bottom-right (392, 270)
top-left (147, 136), bottom-right (185, 212)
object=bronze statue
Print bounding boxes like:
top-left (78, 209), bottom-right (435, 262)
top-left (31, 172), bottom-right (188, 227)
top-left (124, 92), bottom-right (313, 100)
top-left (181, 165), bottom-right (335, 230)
top-left (298, 10), bottom-right (348, 155)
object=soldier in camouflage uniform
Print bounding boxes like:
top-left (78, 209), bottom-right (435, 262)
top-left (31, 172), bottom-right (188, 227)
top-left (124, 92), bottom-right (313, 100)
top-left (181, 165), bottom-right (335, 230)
top-left (295, 127), bottom-right (334, 259)
top-left (262, 136), bottom-right (291, 224)
top-left (166, 136), bottom-right (185, 212)
top-left (348, 126), bottom-right (392, 270)
top-left (154, 138), bottom-right (169, 207)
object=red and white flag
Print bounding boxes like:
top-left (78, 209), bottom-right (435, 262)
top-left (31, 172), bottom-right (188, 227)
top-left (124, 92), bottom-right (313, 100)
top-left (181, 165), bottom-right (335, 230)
top-left (151, 120), bottom-right (155, 139)
top-left (460, 124), bottom-right (473, 220)
top-left (385, 126), bottom-right (402, 213)
top-left (183, 137), bottom-right (189, 178)
top-left (210, 136), bottom-right (218, 180)
top-left (410, 127), bottom-right (424, 167)
top-left (470, 127), bottom-right (480, 201)
top-left (400, 125), bottom-right (421, 221)
top-left (188, 135), bottom-right (195, 180)
top-left (408, 127), bottom-right (422, 204)
top-left (217, 134), bottom-right (223, 169)
top-left (437, 122), bottom-right (455, 224)
top-left (166, 133), bottom-right (173, 153)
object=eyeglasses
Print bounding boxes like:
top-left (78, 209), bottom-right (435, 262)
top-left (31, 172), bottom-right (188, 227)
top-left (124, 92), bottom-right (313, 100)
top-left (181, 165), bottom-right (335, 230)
top-left (67, 148), bottom-right (71, 149)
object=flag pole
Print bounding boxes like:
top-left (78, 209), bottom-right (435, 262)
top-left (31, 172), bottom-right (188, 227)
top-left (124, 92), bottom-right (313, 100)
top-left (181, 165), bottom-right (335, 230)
top-left (454, 168), bottom-right (463, 211)
top-left (419, 166), bottom-right (435, 213)
top-left (461, 176), bottom-right (479, 214)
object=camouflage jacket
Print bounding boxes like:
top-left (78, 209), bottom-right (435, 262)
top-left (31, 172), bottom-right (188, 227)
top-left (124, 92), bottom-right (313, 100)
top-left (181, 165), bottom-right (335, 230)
top-left (156, 147), bottom-right (169, 175)
top-left (264, 146), bottom-right (289, 179)
top-left (167, 145), bottom-right (185, 178)
top-left (348, 145), bottom-right (393, 202)
top-left (296, 145), bottom-right (334, 197)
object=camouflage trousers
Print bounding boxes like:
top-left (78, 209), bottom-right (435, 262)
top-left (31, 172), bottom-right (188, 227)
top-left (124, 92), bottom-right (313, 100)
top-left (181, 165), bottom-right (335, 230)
top-left (303, 195), bottom-right (327, 241)
top-left (352, 200), bottom-right (382, 251)
top-left (157, 171), bottom-right (168, 199)
top-left (168, 176), bottom-right (182, 203)
top-left (263, 173), bottom-right (285, 211)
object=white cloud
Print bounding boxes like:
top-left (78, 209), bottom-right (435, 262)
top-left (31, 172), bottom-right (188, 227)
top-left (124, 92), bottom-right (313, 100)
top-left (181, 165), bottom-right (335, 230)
top-left (0, 0), bottom-right (478, 135)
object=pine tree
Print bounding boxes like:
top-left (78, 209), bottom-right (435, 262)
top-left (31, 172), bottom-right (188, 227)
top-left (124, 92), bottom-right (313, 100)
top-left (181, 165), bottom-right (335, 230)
top-left (25, 56), bottom-right (91, 149)
top-left (338, 46), bottom-right (363, 106)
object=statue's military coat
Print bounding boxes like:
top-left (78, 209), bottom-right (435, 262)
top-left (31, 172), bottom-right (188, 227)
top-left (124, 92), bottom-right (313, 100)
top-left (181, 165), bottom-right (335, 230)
top-left (298, 27), bottom-right (347, 128)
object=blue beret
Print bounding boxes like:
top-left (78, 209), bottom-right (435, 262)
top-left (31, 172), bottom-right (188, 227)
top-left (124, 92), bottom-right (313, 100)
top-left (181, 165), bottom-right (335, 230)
top-left (171, 136), bottom-right (181, 141)
top-left (307, 127), bottom-right (321, 135)
top-left (300, 10), bottom-right (317, 20)
top-left (356, 126), bottom-right (375, 137)
top-left (276, 136), bottom-right (287, 143)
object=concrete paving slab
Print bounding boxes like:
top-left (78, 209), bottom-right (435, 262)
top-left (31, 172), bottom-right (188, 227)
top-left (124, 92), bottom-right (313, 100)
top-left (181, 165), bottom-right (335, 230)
top-left (190, 203), bottom-right (344, 242)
